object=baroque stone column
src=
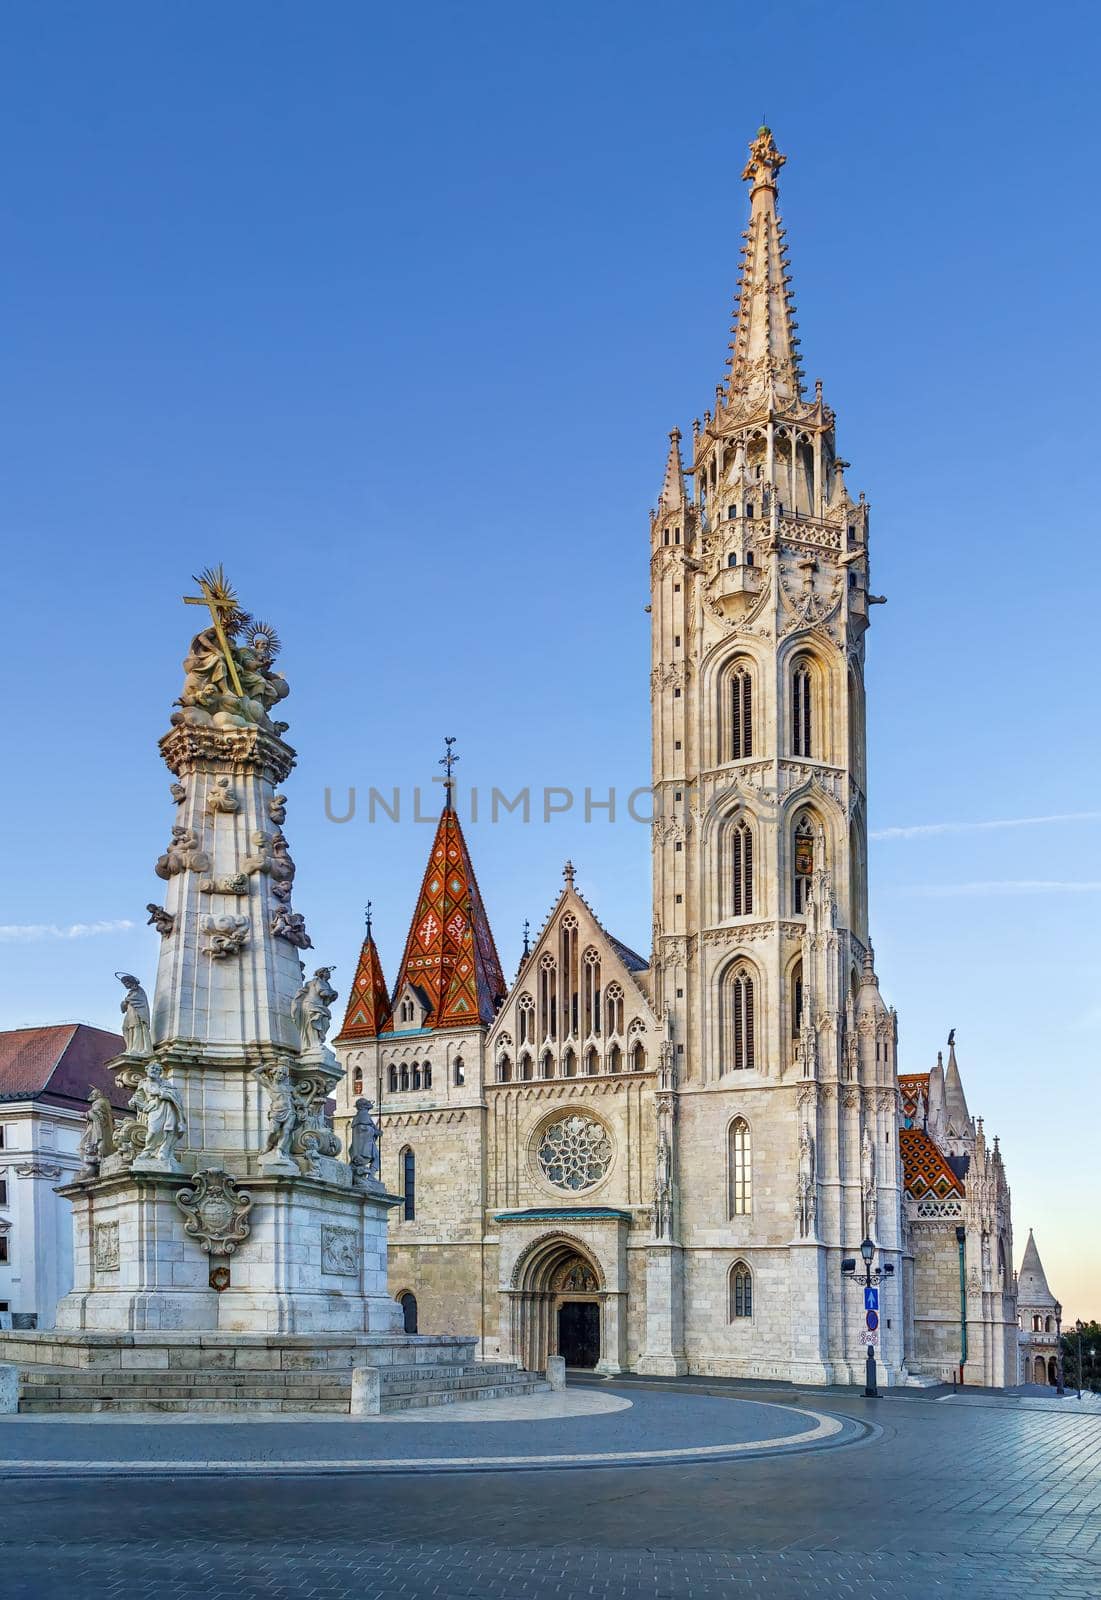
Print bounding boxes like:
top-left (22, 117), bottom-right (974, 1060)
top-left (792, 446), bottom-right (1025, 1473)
top-left (55, 570), bottom-right (404, 1338)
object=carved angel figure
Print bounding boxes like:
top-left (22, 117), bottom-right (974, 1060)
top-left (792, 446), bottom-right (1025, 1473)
top-left (349, 1098), bottom-right (381, 1181)
top-left (79, 1086), bottom-right (116, 1172)
top-left (169, 782), bottom-right (187, 804)
top-left (270, 906), bottom-right (312, 950)
top-left (267, 832), bottom-right (296, 901)
top-left (268, 793), bottom-right (288, 825)
top-left (206, 775), bottom-right (240, 814)
top-left (140, 1062), bottom-right (186, 1163)
top-left (117, 974), bottom-right (152, 1058)
top-left (155, 825), bottom-right (210, 880)
top-left (291, 967), bottom-right (337, 1054)
top-left (242, 830), bottom-right (272, 876)
top-left (146, 903), bottom-right (175, 937)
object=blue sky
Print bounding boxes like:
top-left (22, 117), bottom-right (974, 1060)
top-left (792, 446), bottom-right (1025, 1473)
top-left (2, 1), bottom-right (1098, 1317)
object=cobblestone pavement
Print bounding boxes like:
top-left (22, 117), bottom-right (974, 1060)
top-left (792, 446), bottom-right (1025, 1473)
top-left (1, 1386), bottom-right (1098, 1598)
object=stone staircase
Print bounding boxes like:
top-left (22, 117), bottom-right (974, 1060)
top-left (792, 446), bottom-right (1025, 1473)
top-left (1, 1329), bottom-right (548, 1416)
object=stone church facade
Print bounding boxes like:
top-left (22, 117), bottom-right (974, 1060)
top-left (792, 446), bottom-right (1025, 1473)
top-left (333, 127), bottom-right (1018, 1385)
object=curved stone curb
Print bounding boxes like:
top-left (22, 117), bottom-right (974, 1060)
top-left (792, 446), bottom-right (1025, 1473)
top-left (0, 1404), bottom-right (871, 1477)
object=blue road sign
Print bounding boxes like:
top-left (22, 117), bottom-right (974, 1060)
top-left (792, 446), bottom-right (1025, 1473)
top-left (864, 1286), bottom-right (879, 1312)
top-left (866, 1310), bottom-right (879, 1332)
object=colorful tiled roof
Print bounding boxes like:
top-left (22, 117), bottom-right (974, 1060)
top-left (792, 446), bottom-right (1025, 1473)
top-left (0, 1024), bottom-right (128, 1110)
top-left (334, 933), bottom-right (391, 1043)
top-left (386, 803), bottom-right (505, 1031)
top-left (899, 1125), bottom-right (965, 1200)
top-left (898, 1072), bottom-right (929, 1124)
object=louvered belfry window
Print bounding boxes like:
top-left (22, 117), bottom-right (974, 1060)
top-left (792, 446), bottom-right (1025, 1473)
top-left (730, 664), bottom-right (753, 759)
top-left (727, 967), bottom-right (755, 1071)
top-left (731, 820), bottom-right (754, 917)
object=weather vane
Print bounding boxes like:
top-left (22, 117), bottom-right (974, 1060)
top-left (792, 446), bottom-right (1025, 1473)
top-left (439, 736), bottom-right (459, 804)
top-left (521, 918), bottom-right (530, 958)
top-left (183, 565), bottom-right (249, 698)
top-left (365, 900), bottom-right (373, 939)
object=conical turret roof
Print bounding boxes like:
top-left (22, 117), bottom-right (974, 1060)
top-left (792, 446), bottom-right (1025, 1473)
top-left (1017, 1230), bottom-right (1059, 1309)
top-left (386, 800), bottom-right (505, 1031)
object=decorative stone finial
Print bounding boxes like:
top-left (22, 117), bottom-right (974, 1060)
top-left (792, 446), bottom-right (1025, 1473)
top-left (521, 918), bottom-right (531, 958)
top-left (742, 125), bottom-right (786, 192)
top-left (563, 860), bottom-right (576, 887)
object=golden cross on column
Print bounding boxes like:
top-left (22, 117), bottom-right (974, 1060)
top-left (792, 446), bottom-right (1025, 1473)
top-left (182, 565), bottom-right (245, 697)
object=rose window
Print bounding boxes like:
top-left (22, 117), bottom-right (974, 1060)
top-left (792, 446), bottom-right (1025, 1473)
top-left (537, 1114), bottom-right (613, 1192)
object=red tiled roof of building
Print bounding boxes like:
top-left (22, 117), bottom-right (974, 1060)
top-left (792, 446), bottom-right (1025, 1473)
top-left (386, 803), bottom-right (505, 1032)
top-left (0, 1024), bottom-right (128, 1111)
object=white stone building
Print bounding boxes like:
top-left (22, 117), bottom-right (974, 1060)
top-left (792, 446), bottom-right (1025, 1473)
top-left (0, 1024), bottom-right (124, 1329)
top-left (333, 126), bottom-right (1019, 1385)
top-left (1015, 1230), bottom-right (1062, 1385)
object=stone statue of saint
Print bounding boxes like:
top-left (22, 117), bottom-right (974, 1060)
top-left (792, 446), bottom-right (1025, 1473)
top-left (797, 1122), bottom-right (816, 1237)
top-left (861, 1126), bottom-right (875, 1197)
top-left (349, 1098), bottom-right (381, 1182)
top-left (139, 1062), bottom-right (186, 1163)
top-left (116, 973), bottom-right (152, 1058)
top-left (255, 1060), bottom-right (299, 1159)
top-left (79, 1086), bottom-right (116, 1173)
top-left (291, 967), bottom-right (337, 1055)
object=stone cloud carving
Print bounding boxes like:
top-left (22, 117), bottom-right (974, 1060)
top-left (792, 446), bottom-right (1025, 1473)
top-left (176, 1168), bottom-right (253, 1256)
top-left (155, 825), bottom-right (211, 880)
top-left (200, 913), bottom-right (250, 960)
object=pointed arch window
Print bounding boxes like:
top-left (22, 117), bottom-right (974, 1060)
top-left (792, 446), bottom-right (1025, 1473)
top-left (520, 1052), bottom-right (533, 1081)
top-left (352, 1065), bottom-right (364, 1096)
top-left (791, 959), bottom-right (804, 1037)
top-left (584, 1045), bottom-right (599, 1076)
top-left (731, 662), bottom-right (753, 760)
top-left (518, 993), bottom-right (534, 1048)
top-left (412, 1063), bottom-right (422, 1090)
top-left (400, 1063), bottom-right (410, 1092)
top-left (729, 1119), bottom-right (752, 1215)
top-left (496, 1054), bottom-right (511, 1083)
top-left (402, 1147), bottom-right (415, 1221)
top-left (540, 1049), bottom-right (555, 1080)
top-left (606, 982), bottom-right (625, 1037)
top-left (630, 1039), bottom-right (646, 1073)
top-left (388, 1065), bottom-right (398, 1093)
top-left (793, 816), bottom-right (816, 915)
top-left (792, 661), bottom-right (813, 757)
top-left (453, 1056), bottom-right (465, 1086)
top-left (423, 1063), bottom-right (432, 1090)
top-left (607, 1042), bottom-right (622, 1074)
top-left (731, 818), bottom-right (754, 917)
top-left (720, 964), bottom-right (756, 1073)
top-left (562, 1047), bottom-right (577, 1078)
top-left (730, 1260), bottom-right (753, 1319)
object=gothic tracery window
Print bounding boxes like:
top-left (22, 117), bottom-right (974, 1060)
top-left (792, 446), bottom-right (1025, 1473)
top-left (729, 1118), bottom-right (752, 1216)
top-left (730, 817), bottom-right (754, 917)
top-left (728, 662), bottom-right (753, 760)
top-left (537, 1114), bottom-right (613, 1192)
top-left (720, 964), bottom-right (756, 1073)
top-left (792, 661), bottom-right (813, 758)
top-left (730, 1261), bottom-right (753, 1319)
top-left (793, 815), bottom-right (816, 915)
top-left (605, 982), bottom-right (625, 1036)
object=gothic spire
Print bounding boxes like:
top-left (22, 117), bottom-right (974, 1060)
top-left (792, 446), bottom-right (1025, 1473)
top-left (387, 792), bottom-right (506, 1030)
top-left (944, 1031), bottom-right (971, 1133)
top-left (657, 428), bottom-right (685, 515)
top-left (726, 126), bottom-right (804, 413)
top-left (334, 906), bottom-right (392, 1043)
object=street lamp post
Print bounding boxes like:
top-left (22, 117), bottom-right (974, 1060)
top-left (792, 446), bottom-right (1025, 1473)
top-left (1076, 1320), bottom-right (1085, 1401)
top-left (841, 1236), bottom-right (895, 1399)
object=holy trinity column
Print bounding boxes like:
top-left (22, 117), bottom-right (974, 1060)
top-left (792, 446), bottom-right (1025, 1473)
top-left (57, 568), bottom-right (400, 1336)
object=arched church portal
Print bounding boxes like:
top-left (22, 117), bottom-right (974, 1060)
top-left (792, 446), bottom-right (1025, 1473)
top-left (507, 1236), bottom-right (606, 1374)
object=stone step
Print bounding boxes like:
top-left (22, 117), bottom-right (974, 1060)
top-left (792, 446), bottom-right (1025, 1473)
top-left (18, 1397), bottom-right (348, 1415)
top-left (383, 1380), bottom-right (547, 1412)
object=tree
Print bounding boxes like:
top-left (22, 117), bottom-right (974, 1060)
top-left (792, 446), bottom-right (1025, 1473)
top-left (1059, 1320), bottom-right (1101, 1393)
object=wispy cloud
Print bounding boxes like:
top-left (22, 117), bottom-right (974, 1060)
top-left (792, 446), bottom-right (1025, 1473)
top-left (0, 919), bottom-right (136, 944)
top-left (872, 811), bottom-right (1101, 841)
top-left (899, 882), bottom-right (1101, 898)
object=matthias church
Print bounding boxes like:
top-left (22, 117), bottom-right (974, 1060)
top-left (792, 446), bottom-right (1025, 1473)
top-left (332, 129), bottom-right (1021, 1386)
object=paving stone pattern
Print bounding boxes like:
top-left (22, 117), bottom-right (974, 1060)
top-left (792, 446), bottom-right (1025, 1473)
top-left (1, 1387), bottom-right (1099, 1599)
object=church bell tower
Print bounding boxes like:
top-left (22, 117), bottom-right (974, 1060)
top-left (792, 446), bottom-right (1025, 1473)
top-left (648, 127), bottom-right (903, 1383)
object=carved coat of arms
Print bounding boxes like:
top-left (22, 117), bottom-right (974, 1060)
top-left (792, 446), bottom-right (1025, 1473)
top-left (176, 1168), bottom-right (253, 1256)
